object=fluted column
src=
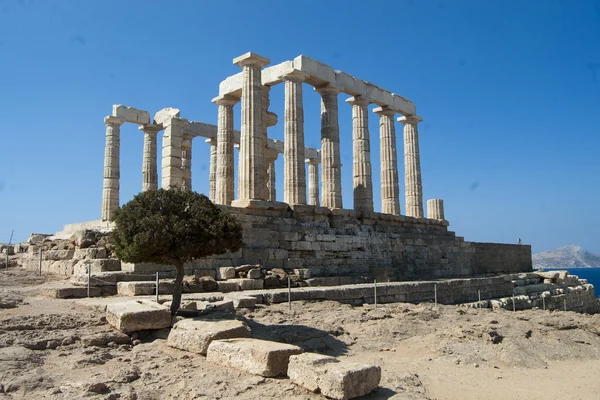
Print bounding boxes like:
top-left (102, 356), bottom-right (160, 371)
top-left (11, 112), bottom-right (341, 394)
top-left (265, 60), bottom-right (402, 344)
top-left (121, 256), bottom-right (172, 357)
top-left (265, 148), bottom-right (278, 201)
top-left (181, 135), bottom-right (193, 191)
top-left (213, 95), bottom-right (238, 205)
top-left (306, 159), bottom-right (320, 207)
top-left (140, 124), bottom-right (161, 192)
top-left (206, 138), bottom-right (217, 200)
top-left (101, 116), bottom-right (124, 221)
top-left (161, 117), bottom-right (185, 189)
top-left (374, 107), bottom-right (400, 215)
top-left (347, 96), bottom-right (373, 213)
top-left (282, 71), bottom-right (307, 205)
top-left (398, 115), bottom-right (424, 218)
top-left (427, 199), bottom-right (444, 220)
top-left (233, 52), bottom-right (270, 202)
top-left (315, 85), bottom-right (343, 209)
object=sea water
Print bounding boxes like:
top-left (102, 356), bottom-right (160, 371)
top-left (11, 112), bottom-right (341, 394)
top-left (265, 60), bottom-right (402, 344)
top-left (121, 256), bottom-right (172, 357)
top-left (542, 267), bottom-right (600, 298)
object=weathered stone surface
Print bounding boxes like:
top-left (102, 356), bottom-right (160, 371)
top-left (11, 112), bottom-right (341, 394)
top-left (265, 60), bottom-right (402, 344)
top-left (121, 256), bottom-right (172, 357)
top-left (217, 267), bottom-right (236, 281)
top-left (74, 259), bottom-right (121, 275)
top-left (73, 247), bottom-right (107, 260)
top-left (225, 294), bottom-right (257, 309)
top-left (198, 276), bottom-right (219, 292)
top-left (112, 104), bottom-right (150, 124)
top-left (206, 338), bottom-right (302, 377)
top-left (288, 353), bottom-right (381, 400)
top-left (228, 278), bottom-right (264, 291)
top-left (195, 269), bottom-right (217, 280)
top-left (209, 300), bottom-right (235, 312)
top-left (82, 331), bottom-right (131, 347)
top-left (41, 286), bottom-right (101, 299)
top-left (167, 318), bottom-right (250, 355)
top-left (106, 300), bottom-right (171, 333)
top-left (247, 269), bottom-right (262, 279)
top-left (117, 281), bottom-right (175, 296)
top-left (218, 281), bottom-right (240, 293)
top-left (69, 230), bottom-right (98, 249)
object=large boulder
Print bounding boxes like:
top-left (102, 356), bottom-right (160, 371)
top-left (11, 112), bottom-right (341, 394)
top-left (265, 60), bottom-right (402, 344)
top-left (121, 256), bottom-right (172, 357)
top-left (206, 338), bottom-right (302, 377)
top-left (69, 230), bottom-right (98, 249)
top-left (106, 300), bottom-right (171, 333)
top-left (167, 317), bottom-right (250, 355)
top-left (288, 353), bottom-right (381, 400)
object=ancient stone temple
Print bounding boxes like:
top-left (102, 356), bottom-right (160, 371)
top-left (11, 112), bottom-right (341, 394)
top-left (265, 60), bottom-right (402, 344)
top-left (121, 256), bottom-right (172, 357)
top-left (60, 52), bottom-right (532, 281)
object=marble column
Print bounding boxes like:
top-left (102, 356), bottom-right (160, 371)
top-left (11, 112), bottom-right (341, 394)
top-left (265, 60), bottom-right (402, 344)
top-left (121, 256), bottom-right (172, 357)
top-left (374, 107), bottom-right (400, 215)
top-left (264, 148), bottom-right (278, 201)
top-left (306, 159), bottom-right (320, 207)
top-left (181, 135), bottom-right (193, 191)
top-left (427, 199), bottom-right (444, 220)
top-left (213, 95), bottom-right (238, 205)
top-left (398, 115), bottom-right (424, 218)
top-left (140, 124), bottom-right (161, 192)
top-left (346, 96), bottom-right (373, 213)
top-left (283, 71), bottom-right (307, 205)
top-left (206, 138), bottom-right (217, 201)
top-left (101, 116), bottom-right (124, 221)
top-left (161, 117), bottom-right (185, 189)
top-left (233, 52), bottom-right (270, 202)
top-left (315, 85), bottom-right (343, 209)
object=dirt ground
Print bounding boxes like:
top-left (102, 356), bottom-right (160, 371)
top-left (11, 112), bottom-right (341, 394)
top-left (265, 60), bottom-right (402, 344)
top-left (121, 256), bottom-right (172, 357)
top-left (2, 266), bottom-right (600, 400)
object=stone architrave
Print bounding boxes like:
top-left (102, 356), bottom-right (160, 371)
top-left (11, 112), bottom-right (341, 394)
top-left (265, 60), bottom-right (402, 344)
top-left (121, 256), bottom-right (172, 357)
top-left (206, 137), bottom-right (217, 200)
top-left (398, 115), bottom-right (424, 218)
top-left (374, 107), bottom-right (400, 215)
top-left (161, 117), bottom-right (186, 190)
top-left (427, 199), bottom-right (445, 220)
top-left (140, 124), bottom-right (162, 192)
top-left (233, 52), bottom-right (270, 203)
top-left (347, 96), bottom-right (373, 213)
top-left (306, 159), bottom-right (320, 207)
top-left (213, 95), bottom-right (238, 205)
top-left (181, 135), bottom-right (193, 191)
top-left (315, 85), bottom-right (343, 209)
top-left (101, 116), bottom-right (124, 221)
top-left (282, 71), bottom-right (308, 205)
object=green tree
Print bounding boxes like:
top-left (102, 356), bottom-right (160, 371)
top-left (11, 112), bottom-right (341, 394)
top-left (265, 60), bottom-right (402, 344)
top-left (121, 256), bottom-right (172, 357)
top-left (111, 189), bottom-right (243, 315)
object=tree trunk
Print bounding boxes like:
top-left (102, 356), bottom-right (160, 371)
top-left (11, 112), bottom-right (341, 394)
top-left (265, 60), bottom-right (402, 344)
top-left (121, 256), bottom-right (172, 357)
top-left (170, 260), bottom-right (184, 315)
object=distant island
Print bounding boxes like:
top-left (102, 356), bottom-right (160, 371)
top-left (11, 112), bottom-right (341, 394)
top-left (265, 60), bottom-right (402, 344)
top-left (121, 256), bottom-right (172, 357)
top-left (533, 245), bottom-right (600, 269)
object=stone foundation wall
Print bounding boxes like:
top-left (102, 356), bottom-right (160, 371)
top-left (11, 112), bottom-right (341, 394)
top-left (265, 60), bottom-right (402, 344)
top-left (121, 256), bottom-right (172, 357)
top-left (182, 204), bottom-right (532, 280)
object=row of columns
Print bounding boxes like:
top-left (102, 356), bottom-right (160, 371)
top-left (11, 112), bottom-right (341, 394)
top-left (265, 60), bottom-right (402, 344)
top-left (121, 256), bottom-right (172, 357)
top-left (213, 52), bottom-right (424, 219)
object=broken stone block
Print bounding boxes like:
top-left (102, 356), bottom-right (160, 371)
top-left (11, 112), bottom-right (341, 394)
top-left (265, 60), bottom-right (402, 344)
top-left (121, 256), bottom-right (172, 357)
top-left (264, 276), bottom-right (281, 288)
top-left (206, 338), bottom-right (302, 377)
top-left (218, 281), bottom-right (240, 293)
top-left (208, 300), bottom-right (235, 312)
top-left (69, 230), bottom-right (98, 249)
top-left (106, 300), bottom-right (171, 333)
top-left (73, 259), bottom-right (121, 275)
top-left (247, 268), bottom-right (262, 279)
top-left (195, 269), bottom-right (217, 280)
top-left (167, 317), bottom-right (250, 355)
top-left (228, 278), bottom-right (264, 291)
top-left (288, 353), bottom-right (381, 400)
top-left (217, 267), bottom-right (236, 281)
top-left (41, 286), bottom-right (102, 299)
top-left (198, 276), bottom-right (218, 292)
top-left (225, 294), bottom-right (257, 309)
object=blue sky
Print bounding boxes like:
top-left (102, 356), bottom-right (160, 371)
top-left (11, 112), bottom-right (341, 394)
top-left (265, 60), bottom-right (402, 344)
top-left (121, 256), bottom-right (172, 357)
top-left (0, 0), bottom-right (599, 254)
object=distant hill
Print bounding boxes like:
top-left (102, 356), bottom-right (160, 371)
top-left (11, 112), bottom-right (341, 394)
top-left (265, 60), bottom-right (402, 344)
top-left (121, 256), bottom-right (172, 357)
top-left (533, 245), bottom-right (600, 269)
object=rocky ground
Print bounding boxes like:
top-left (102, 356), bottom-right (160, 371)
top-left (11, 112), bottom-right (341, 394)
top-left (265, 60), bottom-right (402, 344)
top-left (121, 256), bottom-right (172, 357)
top-left (2, 266), bottom-right (600, 399)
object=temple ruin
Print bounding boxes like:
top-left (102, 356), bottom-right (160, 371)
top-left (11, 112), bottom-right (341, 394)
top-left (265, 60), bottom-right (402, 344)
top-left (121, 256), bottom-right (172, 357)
top-left (53, 52), bottom-right (532, 281)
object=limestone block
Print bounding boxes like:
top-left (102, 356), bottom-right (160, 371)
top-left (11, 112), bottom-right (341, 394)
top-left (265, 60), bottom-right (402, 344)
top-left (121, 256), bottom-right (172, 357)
top-left (73, 259), bottom-right (121, 275)
top-left (73, 247), bottom-right (107, 260)
top-left (334, 71), bottom-right (366, 96)
top-left (228, 278), bottom-right (264, 291)
top-left (209, 300), bottom-right (235, 311)
top-left (44, 250), bottom-right (75, 261)
top-left (152, 107), bottom-right (180, 125)
top-left (106, 300), bottom-right (171, 333)
top-left (112, 105), bottom-right (150, 125)
top-left (288, 353), bottom-right (381, 400)
top-left (206, 338), bottom-right (303, 377)
top-left (365, 82), bottom-right (394, 107)
top-left (293, 55), bottom-right (335, 85)
top-left (218, 281), bottom-right (240, 293)
top-left (41, 286), bottom-right (102, 299)
top-left (225, 294), bottom-right (257, 309)
top-left (167, 318), bottom-right (250, 355)
top-left (195, 269), bottom-right (217, 280)
top-left (391, 94), bottom-right (417, 116)
top-left (117, 282), bottom-right (156, 296)
top-left (218, 72), bottom-right (243, 97)
top-left (217, 267), bottom-right (236, 280)
top-left (70, 272), bottom-right (118, 287)
top-left (261, 61), bottom-right (294, 86)
top-left (247, 268), bottom-right (262, 279)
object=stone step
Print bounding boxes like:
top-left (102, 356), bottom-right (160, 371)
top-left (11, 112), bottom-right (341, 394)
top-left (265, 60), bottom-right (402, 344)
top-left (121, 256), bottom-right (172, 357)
top-left (70, 272), bottom-right (157, 287)
top-left (167, 317), bottom-right (250, 355)
top-left (42, 286), bottom-right (103, 299)
top-left (106, 300), bottom-right (171, 333)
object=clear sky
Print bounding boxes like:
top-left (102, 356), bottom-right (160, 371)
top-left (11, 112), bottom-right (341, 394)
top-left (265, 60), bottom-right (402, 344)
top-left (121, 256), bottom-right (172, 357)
top-left (0, 0), bottom-right (599, 254)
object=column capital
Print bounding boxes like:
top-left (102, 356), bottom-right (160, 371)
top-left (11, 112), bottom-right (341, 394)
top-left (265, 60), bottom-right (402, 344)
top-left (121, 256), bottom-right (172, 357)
top-left (346, 95), bottom-right (370, 106)
top-left (233, 52), bottom-right (270, 68)
top-left (280, 70), bottom-right (309, 83)
top-left (265, 111), bottom-right (278, 127)
top-left (104, 116), bottom-right (125, 126)
top-left (212, 94), bottom-right (239, 106)
top-left (397, 115), bottom-right (423, 125)
top-left (305, 158), bottom-right (320, 165)
top-left (265, 147), bottom-right (279, 161)
top-left (138, 124), bottom-right (162, 134)
top-left (205, 137), bottom-right (217, 145)
top-left (315, 84), bottom-right (341, 96)
top-left (373, 106), bottom-right (396, 117)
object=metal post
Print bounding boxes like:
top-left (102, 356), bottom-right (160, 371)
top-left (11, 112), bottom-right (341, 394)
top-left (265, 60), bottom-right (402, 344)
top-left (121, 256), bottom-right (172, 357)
top-left (87, 265), bottom-right (91, 298)
top-left (38, 248), bottom-right (42, 275)
top-left (512, 293), bottom-right (516, 312)
top-left (5, 250), bottom-right (8, 270)
top-left (374, 279), bottom-right (377, 308)
top-left (156, 272), bottom-right (160, 303)
top-left (542, 296), bottom-right (546, 311)
top-left (6, 230), bottom-right (13, 270)
top-left (564, 297), bottom-right (567, 312)
top-left (434, 283), bottom-right (437, 306)
top-left (478, 290), bottom-right (481, 309)
top-left (287, 275), bottom-right (291, 311)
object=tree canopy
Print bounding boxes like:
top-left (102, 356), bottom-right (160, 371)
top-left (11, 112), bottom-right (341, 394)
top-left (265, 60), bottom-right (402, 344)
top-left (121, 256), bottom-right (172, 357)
top-left (111, 189), bottom-right (243, 314)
